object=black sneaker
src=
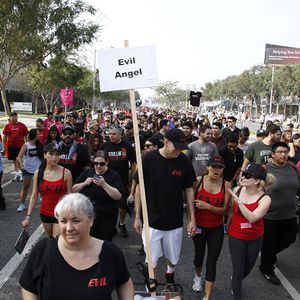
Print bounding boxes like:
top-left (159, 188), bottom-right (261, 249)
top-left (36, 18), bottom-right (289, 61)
top-left (118, 223), bottom-right (128, 238)
top-left (165, 272), bottom-right (175, 284)
top-left (262, 272), bottom-right (281, 285)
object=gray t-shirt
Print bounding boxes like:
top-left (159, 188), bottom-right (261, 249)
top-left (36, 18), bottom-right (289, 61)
top-left (187, 141), bottom-right (218, 176)
top-left (265, 162), bottom-right (300, 220)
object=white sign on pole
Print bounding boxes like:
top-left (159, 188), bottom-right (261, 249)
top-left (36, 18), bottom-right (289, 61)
top-left (98, 45), bottom-right (158, 92)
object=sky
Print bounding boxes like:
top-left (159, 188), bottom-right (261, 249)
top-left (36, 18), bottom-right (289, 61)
top-left (85, 0), bottom-right (300, 98)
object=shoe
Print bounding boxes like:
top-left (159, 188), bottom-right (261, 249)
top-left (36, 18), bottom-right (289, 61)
top-left (12, 174), bottom-right (21, 182)
top-left (17, 203), bottom-right (26, 212)
top-left (138, 245), bottom-right (146, 256)
top-left (118, 223), bottom-right (128, 238)
top-left (192, 275), bottom-right (203, 292)
top-left (262, 272), bottom-right (281, 285)
top-left (165, 272), bottom-right (174, 284)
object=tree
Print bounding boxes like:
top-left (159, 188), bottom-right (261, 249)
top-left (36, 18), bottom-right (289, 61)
top-left (0, 0), bottom-right (100, 116)
top-left (26, 54), bottom-right (87, 112)
top-left (154, 81), bottom-right (185, 107)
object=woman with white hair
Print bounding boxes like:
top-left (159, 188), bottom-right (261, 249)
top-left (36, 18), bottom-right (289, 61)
top-left (19, 193), bottom-right (134, 300)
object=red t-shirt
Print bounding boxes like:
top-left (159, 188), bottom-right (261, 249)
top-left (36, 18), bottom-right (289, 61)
top-left (228, 196), bottom-right (265, 240)
top-left (195, 178), bottom-right (225, 228)
top-left (39, 169), bottom-right (67, 217)
top-left (3, 122), bottom-right (28, 148)
top-left (38, 127), bottom-right (49, 145)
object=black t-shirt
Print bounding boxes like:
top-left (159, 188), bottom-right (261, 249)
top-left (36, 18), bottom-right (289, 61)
top-left (58, 142), bottom-right (90, 182)
top-left (219, 145), bottom-right (244, 181)
top-left (75, 168), bottom-right (125, 220)
top-left (19, 237), bottom-right (130, 300)
top-left (75, 117), bottom-right (86, 137)
top-left (141, 150), bottom-right (196, 230)
top-left (140, 129), bottom-right (153, 140)
top-left (100, 140), bottom-right (136, 187)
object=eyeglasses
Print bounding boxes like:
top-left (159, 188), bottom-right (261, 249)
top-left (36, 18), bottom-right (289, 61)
top-left (62, 131), bottom-right (74, 136)
top-left (144, 144), bottom-right (154, 148)
top-left (93, 161), bottom-right (106, 167)
top-left (241, 172), bottom-right (253, 179)
top-left (274, 150), bottom-right (289, 155)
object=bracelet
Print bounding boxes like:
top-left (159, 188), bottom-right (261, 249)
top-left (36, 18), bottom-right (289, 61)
top-left (25, 215), bottom-right (31, 220)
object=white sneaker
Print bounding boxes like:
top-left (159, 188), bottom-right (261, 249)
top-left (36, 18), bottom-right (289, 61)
top-left (17, 203), bottom-right (26, 212)
top-left (12, 174), bottom-right (21, 182)
top-left (192, 275), bottom-right (203, 292)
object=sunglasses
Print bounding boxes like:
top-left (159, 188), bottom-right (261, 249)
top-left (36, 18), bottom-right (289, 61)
top-left (93, 161), bottom-right (106, 167)
top-left (241, 172), bottom-right (253, 179)
top-left (62, 131), bottom-right (74, 136)
top-left (144, 144), bottom-right (154, 148)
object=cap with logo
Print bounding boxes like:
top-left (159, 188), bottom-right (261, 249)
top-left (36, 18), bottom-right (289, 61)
top-left (165, 128), bottom-right (188, 150)
top-left (207, 156), bottom-right (226, 168)
top-left (244, 163), bottom-right (267, 180)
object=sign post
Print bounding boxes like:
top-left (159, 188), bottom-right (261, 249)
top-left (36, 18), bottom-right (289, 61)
top-left (98, 42), bottom-right (158, 296)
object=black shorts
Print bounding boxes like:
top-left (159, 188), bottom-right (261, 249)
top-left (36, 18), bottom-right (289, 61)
top-left (40, 213), bottom-right (58, 224)
top-left (8, 147), bottom-right (21, 160)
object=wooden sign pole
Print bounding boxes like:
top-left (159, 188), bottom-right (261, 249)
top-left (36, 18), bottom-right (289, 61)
top-left (124, 40), bottom-right (156, 296)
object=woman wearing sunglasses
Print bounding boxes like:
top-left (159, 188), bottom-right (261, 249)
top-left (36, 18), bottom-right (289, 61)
top-left (227, 163), bottom-right (275, 300)
top-left (192, 156), bottom-right (231, 299)
top-left (72, 150), bottom-right (126, 241)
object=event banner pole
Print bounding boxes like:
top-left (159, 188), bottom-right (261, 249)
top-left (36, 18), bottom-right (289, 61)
top-left (124, 40), bottom-right (156, 295)
top-left (269, 66), bottom-right (275, 115)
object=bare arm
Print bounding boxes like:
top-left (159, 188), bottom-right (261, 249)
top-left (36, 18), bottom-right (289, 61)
top-left (21, 171), bottom-right (39, 228)
top-left (64, 169), bottom-right (73, 193)
top-left (228, 189), bottom-right (271, 223)
top-left (241, 157), bottom-right (250, 172)
top-left (117, 278), bottom-right (134, 300)
top-left (185, 186), bottom-right (196, 236)
top-left (133, 183), bottom-right (142, 234)
top-left (21, 288), bottom-right (38, 300)
top-left (72, 178), bottom-right (93, 192)
top-left (16, 144), bottom-right (27, 170)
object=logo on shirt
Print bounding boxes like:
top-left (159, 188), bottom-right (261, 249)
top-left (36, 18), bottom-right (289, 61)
top-left (172, 170), bottom-right (182, 176)
top-left (88, 277), bottom-right (108, 287)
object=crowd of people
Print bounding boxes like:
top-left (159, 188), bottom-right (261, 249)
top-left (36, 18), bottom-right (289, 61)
top-left (0, 107), bottom-right (299, 299)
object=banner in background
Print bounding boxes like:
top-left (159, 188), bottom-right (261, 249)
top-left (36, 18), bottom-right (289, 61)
top-left (60, 88), bottom-right (74, 107)
top-left (264, 44), bottom-right (300, 65)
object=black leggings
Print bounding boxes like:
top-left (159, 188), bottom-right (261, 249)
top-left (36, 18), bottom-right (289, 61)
top-left (229, 236), bottom-right (263, 300)
top-left (192, 225), bottom-right (224, 282)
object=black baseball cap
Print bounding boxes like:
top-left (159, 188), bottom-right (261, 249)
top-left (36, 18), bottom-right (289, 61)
top-left (256, 129), bottom-right (265, 136)
top-left (165, 128), bottom-right (188, 150)
top-left (44, 143), bottom-right (61, 154)
top-left (207, 156), bottom-right (226, 168)
top-left (61, 125), bottom-right (75, 134)
top-left (244, 163), bottom-right (267, 180)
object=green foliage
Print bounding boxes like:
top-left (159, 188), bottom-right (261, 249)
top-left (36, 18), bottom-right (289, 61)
top-left (201, 64), bottom-right (300, 112)
top-left (154, 81), bottom-right (185, 107)
top-left (0, 0), bottom-right (100, 116)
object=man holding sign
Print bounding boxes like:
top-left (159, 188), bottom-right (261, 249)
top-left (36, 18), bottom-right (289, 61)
top-left (134, 128), bottom-right (197, 283)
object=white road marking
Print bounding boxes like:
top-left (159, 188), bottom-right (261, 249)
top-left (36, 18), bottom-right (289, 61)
top-left (0, 224), bottom-right (44, 289)
top-left (275, 267), bottom-right (300, 300)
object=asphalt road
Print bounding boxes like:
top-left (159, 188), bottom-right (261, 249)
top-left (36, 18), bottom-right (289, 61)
top-left (0, 117), bottom-right (299, 299)
top-left (0, 156), bottom-right (299, 300)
